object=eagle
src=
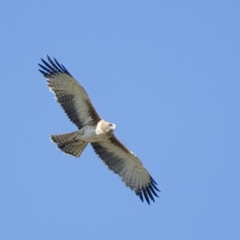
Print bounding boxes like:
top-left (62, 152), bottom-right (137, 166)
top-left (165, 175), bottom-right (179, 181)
top-left (38, 56), bottom-right (160, 204)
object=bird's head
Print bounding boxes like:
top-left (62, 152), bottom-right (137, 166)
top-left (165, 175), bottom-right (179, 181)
top-left (105, 122), bottom-right (116, 133)
top-left (97, 120), bottom-right (116, 134)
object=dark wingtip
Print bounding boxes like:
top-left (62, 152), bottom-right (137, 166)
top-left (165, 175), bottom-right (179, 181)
top-left (137, 175), bottom-right (160, 204)
top-left (146, 188), bottom-right (155, 202)
top-left (149, 184), bottom-right (159, 198)
top-left (47, 55), bottom-right (51, 61)
top-left (139, 192), bottom-right (144, 202)
top-left (143, 190), bottom-right (150, 205)
top-left (38, 56), bottom-right (72, 77)
top-left (150, 175), bottom-right (158, 185)
top-left (38, 69), bottom-right (46, 75)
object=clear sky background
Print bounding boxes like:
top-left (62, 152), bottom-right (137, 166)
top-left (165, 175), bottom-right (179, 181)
top-left (0, 1), bottom-right (240, 239)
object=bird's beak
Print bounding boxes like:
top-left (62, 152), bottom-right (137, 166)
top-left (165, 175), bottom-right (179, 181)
top-left (112, 124), bottom-right (116, 131)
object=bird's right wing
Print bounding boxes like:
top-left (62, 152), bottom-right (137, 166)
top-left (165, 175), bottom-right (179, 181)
top-left (38, 56), bottom-right (101, 129)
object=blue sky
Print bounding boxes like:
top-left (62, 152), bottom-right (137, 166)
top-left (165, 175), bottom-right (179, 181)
top-left (1, 1), bottom-right (240, 239)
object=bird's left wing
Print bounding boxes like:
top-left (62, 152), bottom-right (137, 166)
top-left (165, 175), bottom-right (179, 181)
top-left (91, 135), bottom-right (160, 204)
top-left (38, 56), bottom-right (101, 129)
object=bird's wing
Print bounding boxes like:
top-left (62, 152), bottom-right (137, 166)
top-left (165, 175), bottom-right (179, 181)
top-left (38, 56), bottom-right (101, 129)
top-left (91, 135), bottom-right (160, 204)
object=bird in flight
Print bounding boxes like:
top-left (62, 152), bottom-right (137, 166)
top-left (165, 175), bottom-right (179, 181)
top-left (38, 56), bottom-right (160, 204)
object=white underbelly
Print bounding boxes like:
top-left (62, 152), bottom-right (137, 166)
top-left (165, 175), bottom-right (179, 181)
top-left (76, 125), bottom-right (108, 142)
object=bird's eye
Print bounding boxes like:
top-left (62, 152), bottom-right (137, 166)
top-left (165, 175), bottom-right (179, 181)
top-left (109, 124), bottom-right (113, 127)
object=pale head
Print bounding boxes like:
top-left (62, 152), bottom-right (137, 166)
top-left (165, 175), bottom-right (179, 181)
top-left (98, 120), bottom-right (116, 134)
top-left (105, 122), bottom-right (116, 132)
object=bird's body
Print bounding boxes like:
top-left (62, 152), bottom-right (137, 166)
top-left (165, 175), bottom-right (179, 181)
top-left (38, 56), bottom-right (160, 204)
top-left (51, 120), bottom-right (115, 157)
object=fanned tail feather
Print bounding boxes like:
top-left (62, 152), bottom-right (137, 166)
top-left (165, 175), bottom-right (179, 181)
top-left (51, 132), bottom-right (87, 157)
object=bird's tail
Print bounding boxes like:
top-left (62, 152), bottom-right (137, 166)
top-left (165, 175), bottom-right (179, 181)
top-left (51, 131), bottom-right (88, 157)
